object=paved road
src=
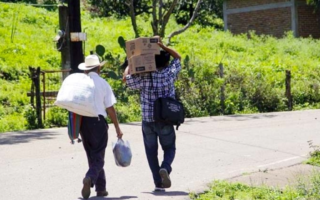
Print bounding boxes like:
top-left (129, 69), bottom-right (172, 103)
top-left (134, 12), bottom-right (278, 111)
top-left (1, 110), bottom-right (320, 200)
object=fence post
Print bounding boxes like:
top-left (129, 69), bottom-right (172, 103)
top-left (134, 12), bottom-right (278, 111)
top-left (285, 70), bottom-right (292, 111)
top-left (29, 67), bottom-right (35, 108)
top-left (219, 63), bottom-right (225, 114)
top-left (33, 67), bottom-right (43, 128)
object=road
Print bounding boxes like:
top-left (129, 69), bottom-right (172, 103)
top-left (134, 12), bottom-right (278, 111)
top-left (0, 110), bottom-right (320, 200)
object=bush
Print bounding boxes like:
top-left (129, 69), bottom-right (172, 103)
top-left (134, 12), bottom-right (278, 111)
top-left (23, 105), bottom-right (38, 129)
top-left (45, 107), bottom-right (68, 127)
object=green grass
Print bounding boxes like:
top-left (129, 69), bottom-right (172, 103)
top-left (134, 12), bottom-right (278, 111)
top-left (1, 2), bottom-right (320, 132)
top-left (195, 142), bottom-right (320, 200)
top-left (305, 141), bottom-right (320, 167)
top-left (190, 177), bottom-right (320, 200)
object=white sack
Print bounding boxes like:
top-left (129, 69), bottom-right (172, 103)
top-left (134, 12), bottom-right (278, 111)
top-left (54, 73), bottom-right (98, 117)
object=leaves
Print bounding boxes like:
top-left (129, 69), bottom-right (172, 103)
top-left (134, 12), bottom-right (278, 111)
top-left (95, 44), bottom-right (106, 57)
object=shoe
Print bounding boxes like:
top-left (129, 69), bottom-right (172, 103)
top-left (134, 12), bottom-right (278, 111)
top-left (81, 177), bottom-right (91, 199)
top-left (159, 168), bottom-right (171, 188)
top-left (97, 190), bottom-right (108, 197)
top-left (154, 187), bottom-right (165, 192)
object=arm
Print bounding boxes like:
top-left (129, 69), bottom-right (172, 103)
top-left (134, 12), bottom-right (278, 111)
top-left (157, 37), bottom-right (181, 60)
top-left (106, 106), bottom-right (123, 139)
top-left (122, 66), bottom-right (130, 83)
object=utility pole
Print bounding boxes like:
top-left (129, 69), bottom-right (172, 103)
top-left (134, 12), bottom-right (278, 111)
top-left (68, 0), bottom-right (83, 73)
top-left (58, 5), bottom-right (70, 79)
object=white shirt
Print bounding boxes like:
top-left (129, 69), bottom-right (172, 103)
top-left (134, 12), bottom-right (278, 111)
top-left (88, 72), bottom-right (116, 118)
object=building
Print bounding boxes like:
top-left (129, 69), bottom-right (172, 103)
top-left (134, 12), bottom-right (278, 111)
top-left (223, 0), bottom-right (320, 38)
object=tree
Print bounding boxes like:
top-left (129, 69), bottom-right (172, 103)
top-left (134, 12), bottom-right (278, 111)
top-left (306, 0), bottom-right (320, 7)
top-left (85, 0), bottom-right (151, 18)
top-left (127, 0), bottom-right (202, 44)
top-left (174, 0), bottom-right (223, 27)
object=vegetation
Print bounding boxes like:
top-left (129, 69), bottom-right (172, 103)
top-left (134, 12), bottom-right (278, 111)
top-left (191, 142), bottom-right (320, 200)
top-left (190, 176), bottom-right (320, 200)
top-left (1, 2), bottom-right (320, 133)
top-left (305, 140), bottom-right (320, 167)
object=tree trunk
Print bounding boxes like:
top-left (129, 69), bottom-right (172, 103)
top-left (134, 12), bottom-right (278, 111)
top-left (159, 0), bottom-right (178, 37)
top-left (151, 0), bottom-right (158, 35)
top-left (128, 0), bottom-right (139, 38)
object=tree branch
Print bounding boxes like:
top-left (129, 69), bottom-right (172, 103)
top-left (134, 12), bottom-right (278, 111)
top-left (160, 0), bottom-right (178, 37)
top-left (128, 0), bottom-right (139, 38)
top-left (167, 0), bottom-right (202, 44)
top-left (151, 0), bottom-right (158, 35)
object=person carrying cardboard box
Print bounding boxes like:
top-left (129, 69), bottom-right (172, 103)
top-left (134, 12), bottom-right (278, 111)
top-left (123, 38), bottom-right (181, 192)
top-left (125, 36), bottom-right (161, 75)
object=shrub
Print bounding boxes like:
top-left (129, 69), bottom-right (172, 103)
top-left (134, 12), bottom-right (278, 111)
top-left (45, 107), bottom-right (68, 127)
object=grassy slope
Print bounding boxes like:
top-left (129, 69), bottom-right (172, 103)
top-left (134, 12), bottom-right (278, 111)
top-left (1, 2), bottom-right (320, 132)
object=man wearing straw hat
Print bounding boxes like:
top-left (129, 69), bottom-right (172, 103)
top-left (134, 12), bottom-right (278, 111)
top-left (78, 54), bottom-right (123, 199)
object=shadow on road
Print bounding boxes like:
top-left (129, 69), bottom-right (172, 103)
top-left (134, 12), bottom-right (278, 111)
top-left (78, 196), bottom-right (137, 200)
top-left (142, 190), bottom-right (189, 197)
top-left (0, 130), bottom-right (59, 145)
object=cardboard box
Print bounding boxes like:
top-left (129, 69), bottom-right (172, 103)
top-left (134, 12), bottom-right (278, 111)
top-left (128, 54), bottom-right (156, 74)
top-left (126, 36), bottom-right (160, 58)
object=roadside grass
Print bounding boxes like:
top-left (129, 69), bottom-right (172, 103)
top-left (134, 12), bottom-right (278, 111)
top-left (191, 143), bottom-right (320, 200)
top-left (305, 141), bottom-right (320, 167)
top-left (190, 174), bottom-right (320, 200)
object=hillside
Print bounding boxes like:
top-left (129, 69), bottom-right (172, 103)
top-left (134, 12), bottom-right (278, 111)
top-left (1, 2), bottom-right (320, 132)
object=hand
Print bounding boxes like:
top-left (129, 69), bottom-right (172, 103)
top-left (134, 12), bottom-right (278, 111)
top-left (116, 129), bottom-right (123, 139)
top-left (156, 36), bottom-right (165, 48)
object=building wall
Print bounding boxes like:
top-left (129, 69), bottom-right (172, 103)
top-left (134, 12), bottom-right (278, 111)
top-left (226, 0), bottom-right (290, 9)
top-left (227, 7), bottom-right (292, 37)
top-left (297, 4), bottom-right (320, 38)
top-left (224, 0), bottom-right (320, 38)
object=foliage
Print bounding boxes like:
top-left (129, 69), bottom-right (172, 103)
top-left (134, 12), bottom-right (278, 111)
top-left (84, 0), bottom-right (223, 28)
top-left (45, 107), bottom-right (68, 127)
top-left (84, 0), bottom-right (150, 18)
top-left (175, 0), bottom-right (223, 28)
top-left (305, 140), bottom-right (320, 166)
top-left (306, 0), bottom-right (320, 8)
top-left (23, 105), bottom-right (38, 129)
top-left (1, 3), bottom-right (320, 133)
top-left (0, 114), bottom-right (26, 132)
top-left (190, 178), bottom-right (320, 200)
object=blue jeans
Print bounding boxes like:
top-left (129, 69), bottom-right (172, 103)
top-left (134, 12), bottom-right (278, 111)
top-left (142, 121), bottom-right (176, 187)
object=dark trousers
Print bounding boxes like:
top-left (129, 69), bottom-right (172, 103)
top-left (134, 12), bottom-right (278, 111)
top-left (142, 121), bottom-right (176, 187)
top-left (80, 115), bottom-right (108, 192)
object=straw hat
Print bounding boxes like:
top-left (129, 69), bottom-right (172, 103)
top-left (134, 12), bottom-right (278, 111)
top-left (78, 55), bottom-right (106, 70)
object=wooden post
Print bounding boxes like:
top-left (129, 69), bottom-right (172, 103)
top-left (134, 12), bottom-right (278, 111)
top-left (219, 63), bottom-right (225, 114)
top-left (58, 5), bottom-right (70, 79)
top-left (29, 67), bottom-right (35, 108)
top-left (285, 70), bottom-right (293, 111)
top-left (35, 67), bottom-right (43, 128)
top-left (29, 67), bottom-right (43, 128)
top-left (42, 72), bottom-right (46, 121)
top-left (68, 0), bottom-right (83, 73)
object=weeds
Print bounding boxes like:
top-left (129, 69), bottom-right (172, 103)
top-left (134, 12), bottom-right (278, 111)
top-left (306, 140), bottom-right (320, 167)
